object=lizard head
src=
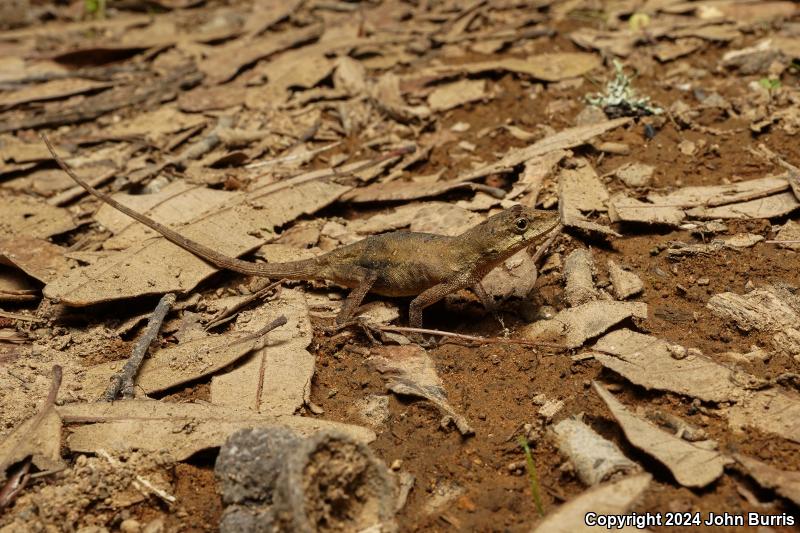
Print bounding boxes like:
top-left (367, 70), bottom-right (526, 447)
top-left (467, 205), bottom-right (560, 264)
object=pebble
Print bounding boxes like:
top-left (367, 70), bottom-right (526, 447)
top-left (120, 519), bottom-right (141, 533)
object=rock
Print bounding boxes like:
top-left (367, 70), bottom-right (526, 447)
top-left (613, 162), bottom-right (654, 187)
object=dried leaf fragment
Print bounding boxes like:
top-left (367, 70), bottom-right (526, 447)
top-left (531, 474), bottom-right (652, 533)
top-left (368, 345), bottom-right (473, 435)
top-left (594, 382), bottom-right (730, 488)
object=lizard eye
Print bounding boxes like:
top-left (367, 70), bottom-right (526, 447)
top-left (514, 217), bottom-right (528, 233)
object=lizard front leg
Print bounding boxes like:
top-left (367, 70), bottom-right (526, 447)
top-left (335, 267), bottom-right (379, 325)
top-left (408, 277), bottom-right (473, 329)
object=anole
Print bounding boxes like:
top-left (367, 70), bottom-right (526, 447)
top-left (46, 139), bottom-right (559, 327)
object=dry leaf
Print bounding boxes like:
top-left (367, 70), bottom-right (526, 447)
top-left (0, 78), bottom-right (113, 109)
top-left (646, 175), bottom-right (789, 208)
top-left (368, 345), bottom-right (473, 435)
top-left (94, 181), bottom-right (235, 251)
top-left (199, 23), bottom-right (324, 85)
top-left (686, 191), bottom-right (799, 220)
top-left (59, 401), bottom-right (375, 461)
top-left (734, 454), bottom-right (800, 506)
top-left (211, 289), bottom-right (313, 415)
top-left (428, 79), bottom-right (488, 111)
top-left (531, 474), bottom-right (652, 533)
top-left (0, 193), bottom-right (76, 240)
top-left (459, 118), bottom-right (630, 182)
top-left (0, 236), bottom-right (70, 284)
top-left (607, 260), bottom-right (644, 300)
top-left (563, 248), bottom-right (598, 307)
top-left (551, 418), bottom-right (640, 486)
top-left (81, 319), bottom-right (275, 399)
top-left (608, 194), bottom-right (686, 226)
top-left (521, 301), bottom-right (647, 349)
top-left (594, 382), bottom-right (730, 488)
top-left (100, 106), bottom-right (206, 145)
top-left (591, 329), bottom-right (743, 403)
top-left (44, 179), bottom-right (350, 305)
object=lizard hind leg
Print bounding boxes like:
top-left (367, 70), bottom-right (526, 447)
top-left (335, 268), bottom-right (379, 326)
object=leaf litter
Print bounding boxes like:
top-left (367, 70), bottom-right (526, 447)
top-left (1, 0), bottom-right (800, 530)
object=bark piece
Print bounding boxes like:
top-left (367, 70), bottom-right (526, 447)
top-left (216, 428), bottom-right (396, 533)
top-left (607, 260), bottom-right (643, 300)
top-left (594, 382), bottom-right (730, 488)
top-left (551, 418), bottom-right (640, 486)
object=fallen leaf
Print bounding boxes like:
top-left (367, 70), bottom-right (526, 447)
top-left (100, 106), bottom-right (207, 146)
top-left (81, 309), bottom-right (281, 398)
top-left (59, 401), bottom-right (375, 461)
top-left (531, 474), bottom-right (652, 533)
top-left (0, 78), bottom-right (114, 109)
top-left (0, 367), bottom-right (64, 474)
top-left (594, 382), bottom-right (730, 488)
top-left (94, 181), bottom-right (236, 251)
top-left (199, 22), bottom-right (324, 85)
top-left (607, 260), bottom-right (644, 300)
top-left (551, 418), bottom-right (640, 486)
top-left (44, 178), bottom-right (349, 305)
top-left (368, 345), bottom-right (473, 435)
top-left (521, 301), bottom-right (647, 348)
top-left (428, 79), bottom-right (488, 111)
top-left (0, 193), bottom-right (76, 240)
top-left (591, 329), bottom-right (742, 403)
top-left (459, 118), bottom-right (631, 182)
top-left (734, 453), bottom-right (800, 506)
top-left (608, 194), bottom-right (686, 226)
top-left (646, 175), bottom-right (789, 208)
top-left (211, 289), bottom-right (313, 416)
top-left (563, 248), bottom-right (598, 307)
top-left (0, 236), bottom-right (70, 284)
top-left (686, 192), bottom-right (799, 220)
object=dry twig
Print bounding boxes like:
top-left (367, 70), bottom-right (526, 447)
top-left (101, 293), bottom-right (176, 401)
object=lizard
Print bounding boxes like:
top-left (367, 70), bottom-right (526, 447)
top-left (46, 139), bottom-right (559, 328)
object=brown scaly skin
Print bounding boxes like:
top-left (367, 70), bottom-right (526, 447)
top-left (49, 140), bottom-right (559, 327)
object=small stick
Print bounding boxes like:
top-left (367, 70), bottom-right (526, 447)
top-left (766, 240), bottom-right (800, 244)
top-left (377, 325), bottom-right (564, 348)
top-left (102, 293), bottom-right (175, 401)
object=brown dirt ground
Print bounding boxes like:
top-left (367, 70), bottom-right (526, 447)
top-left (1, 2), bottom-right (800, 532)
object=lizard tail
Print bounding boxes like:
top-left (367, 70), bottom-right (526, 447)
top-left (43, 135), bottom-right (306, 278)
